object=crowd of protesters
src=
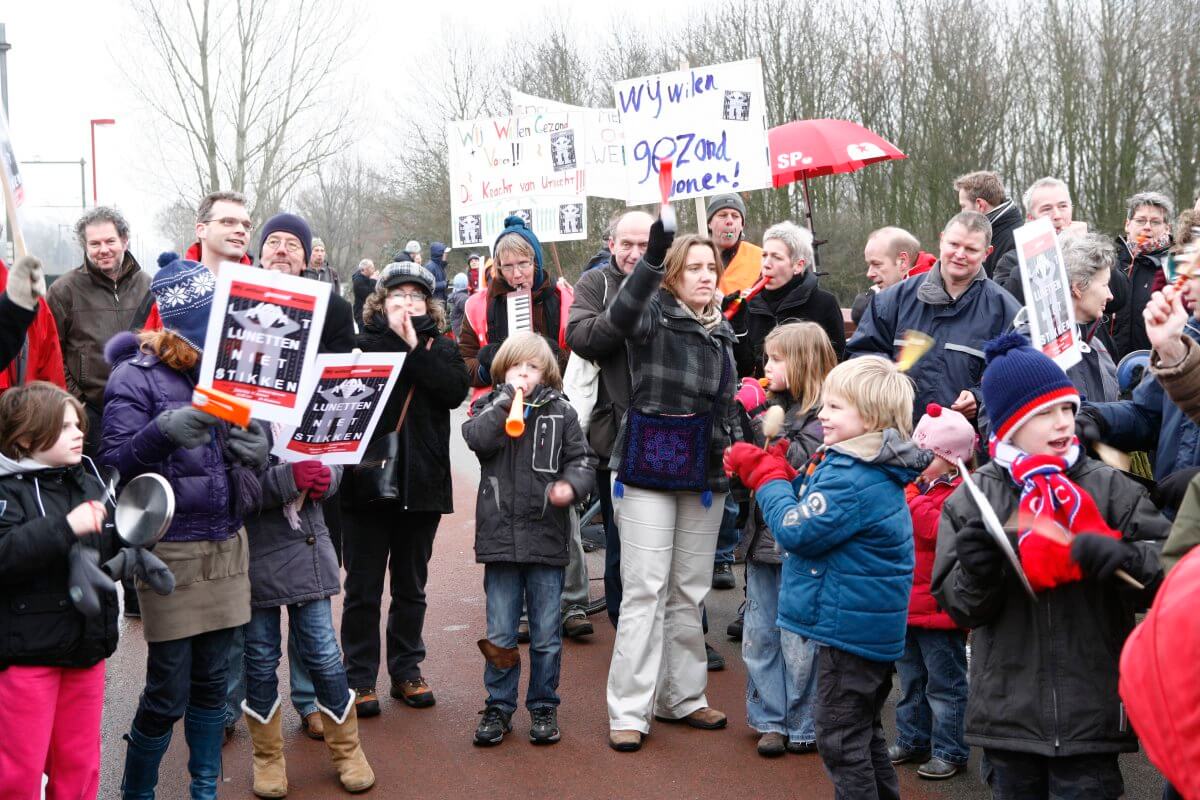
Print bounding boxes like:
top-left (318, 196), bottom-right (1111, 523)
top-left (0, 171), bottom-right (1199, 800)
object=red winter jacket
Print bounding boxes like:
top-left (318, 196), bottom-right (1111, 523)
top-left (139, 242), bottom-right (256, 334)
top-left (0, 259), bottom-right (66, 394)
top-left (909, 251), bottom-right (936, 278)
top-left (905, 477), bottom-right (962, 630)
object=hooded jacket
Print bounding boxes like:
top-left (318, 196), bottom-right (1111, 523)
top-left (1110, 235), bottom-right (1174, 360)
top-left (0, 455), bottom-right (120, 668)
top-left (754, 430), bottom-right (930, 662)
top-left (464, 385), bottom-right (595, 566)
top-left (426, 242), bottom-right (449, 302)
top-left (0, 260), bottom-right (67, 396)
top-left (45, 252), bottom-right (153, 408)
top-left (848, 263), bottom-right (1020, 423)
top-left (931, 457), bottom-right (1165, 757)
top-left (984, 200), bottom-right (1023, 279)
top-left (737, 268), bottom-right (847, 377)
top-left (245, 432), bottom-right (342, 608)
top-left (347, 309), bottom-right (470, 513)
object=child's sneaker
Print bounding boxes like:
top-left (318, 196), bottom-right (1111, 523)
top-left (529, 706), bottom-right (561, 745)
top-left (473, 705), bottom-right (512, 746)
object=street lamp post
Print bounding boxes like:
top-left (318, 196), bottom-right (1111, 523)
top-left (89, 118), bottom-right (115, 206)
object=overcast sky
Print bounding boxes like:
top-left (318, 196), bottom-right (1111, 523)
top-left (2, 0), bottom-right (695, 271)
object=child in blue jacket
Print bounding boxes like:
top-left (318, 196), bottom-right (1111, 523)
top-left (725, 356), bottom-right (929, 799)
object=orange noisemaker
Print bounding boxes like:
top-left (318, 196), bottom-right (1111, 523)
top-left (724, 274), bottom-right (770, 320)
top-left (192, 386), bottom-right (252, 428)
top-left (505, 388), bottom-right (526, 437)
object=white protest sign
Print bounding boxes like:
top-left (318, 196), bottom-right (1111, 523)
top-left (1016, 217), bottom-right (1082, 370)
top-left (271, 352), bottom-right (406, 464)
top-left (509, 88), bottom-right (627, 200)
top-left (447, 112), bottom-right (589, 249)
top-left (613, 58), bottom-right (772, 206)
top-left (199, 263), bottom-right (329, 424)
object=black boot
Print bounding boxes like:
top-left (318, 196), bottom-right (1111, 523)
top-left (120, 725), bottom-right (172, 800)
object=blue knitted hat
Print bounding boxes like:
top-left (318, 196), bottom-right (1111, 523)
top-left (492, 215), bottom-right (545, 289)
top-left (981, 333), bottom-right (1079, 442)
top-left (259, 213), bottom-right (313, 263)
top-left (151, 252), bottom-right (216, 351)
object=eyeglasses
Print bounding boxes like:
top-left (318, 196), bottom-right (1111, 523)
top-left (206, 216), bottom-right (254, 231)
top-left (1131, 217), bottom-right (1166, 227)
top-left (388, 291), bottom-right (427, 302)
top-left (263, 237), bottom-right (303, 254)
top-left (498, 260), bottom-right (534, 274)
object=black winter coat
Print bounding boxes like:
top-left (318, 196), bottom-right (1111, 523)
top-left (464, 386), bottom-right (595, 566)
top-left (0, 293), bottom-right (35, 375)
top-left (984, 200), bottom-right (1023, 279)
top-left (352, 272), bottom-right (375, 329)
top-left (345, 313), bottom-right (470, 513)
top-left (0, 457), bottom-right (119, 668)
top-left (322, 291), bottom-right (356, 354)
top-left (565, 261), bottom-right (631, 460)
top-left (1110, 236), bottom-right (1173, 361)
top-left (736, 269), bottom-right (846, 378)
top-left (931, 457), bottom-right (1166, 757)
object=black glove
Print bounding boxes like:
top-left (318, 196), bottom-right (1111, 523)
top-left (68, 543), bottom-right (116, 617)
top-left (1074, 407), bottom-right (1108, 450)
top-left (720, 292), bottom-right (749, 335)
top-left (1154, 467), bottom-right (1200, 513)
top-left (956, 518), bottom-right (1004, 579)
top-left (227, 422), bottom-right (269, 470)
top-left (156, 407), bottom-right (221, 449)
top-left (103, 547), bottom-right (176, 596)
top-left (1070, 533), bottom-right (1136, 580)
top-left (476, 342), bottom-right (501, 385)
top-left (492, 383), bottom-right (517, 412)
top-left (644, 219), bottom-right (675, 268)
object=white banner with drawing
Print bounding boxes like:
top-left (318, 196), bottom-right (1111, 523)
top-left (509, 88), bottom-right (627, 200)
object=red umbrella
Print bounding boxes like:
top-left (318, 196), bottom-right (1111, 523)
top-left (768, 119), bottom-right (906, 266)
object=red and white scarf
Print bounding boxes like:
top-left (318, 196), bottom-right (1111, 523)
top-left (990, 439), bottom-right (1120, 592)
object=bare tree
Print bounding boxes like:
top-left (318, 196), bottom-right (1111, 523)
top-left (294, 157), bottom-right (392, 283)
top-left (155, 198), bottom-right (199, 251)
top-left (125, 0), bottom-right (359, 223)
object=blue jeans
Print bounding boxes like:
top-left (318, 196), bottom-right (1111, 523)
top-left (894, 627), bottom-right (969, 765)
top-left (599, 469), bottom-right (622, 627)
top-left (483, 563), bottom-right (564, 713)
top-left (227, 624), bottom-right (318, 723)
top-left (744, 561), bottom-right (817, 742)
top-left (713, 494), bottom-right (740, 566)
top-left (243, 599), bottom-right (351, 720)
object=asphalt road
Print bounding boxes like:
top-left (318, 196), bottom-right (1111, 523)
top-left (96, 407), bottom-right (1168, 798)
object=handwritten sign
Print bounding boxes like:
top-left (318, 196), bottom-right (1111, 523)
top-left (271, 352), bottom-right (406, 464)
top-left (199, 263), bottom-right (329, 424)
top-left (447, 112), bottom-right (589, 249)
top-left (510, 88), bottom-right (627, 200)
top-left (613, 58), bottom-right (771, 206)
top-left (1015, 217), bottom-right (1081, 371)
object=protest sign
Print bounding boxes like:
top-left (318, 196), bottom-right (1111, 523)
top-left (1015, 217), bottom-right (1081, 370)
top-left (199, 263), bottom-right (329, 424)
top-left (271, 352), bottom-right (406, 464)
top-left (447, 111), bottom-right (589, 249)
top-left (613, 58), bottom-right (771, 206)
top-left (509, 88), bottom-right (627, 200)
top-left (0, 107), bottom-right (28, 258)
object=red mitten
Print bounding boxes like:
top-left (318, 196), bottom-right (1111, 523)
top-left (735, 377), bottom-right (768, 416)
top-left (1019, 532), bottom-right (1083, 592)
top-left (723, 443), bottom-right (797, 491)
top-left (766, 437), bottom-right (791, 463)
top-left (292, 460), bottom-right (332, 500)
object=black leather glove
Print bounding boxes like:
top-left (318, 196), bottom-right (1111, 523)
top-left (492, 383), bottom-right (517, 412)
top-left (1074, 407), bottom-right (1108, 450)
top-left (156, 407), bottom-right (221, 449)
top-left (720, 292), bottom-right (749, 335)
top-left (1070, 533), bottom-right (1136, 580)
top-left (227, 422), bottom-right (269, 470)
top-left (643, 219), bottom-right (675, 268)
top-left (956, 517), bottom-right (1004, 579)
top-left (476, 342), bottom-right (501, 385)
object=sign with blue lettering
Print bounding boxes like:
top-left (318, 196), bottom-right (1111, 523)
top-left (613, 59), bottom-right (771, 205)
top-left (447, 112), bottom-right (590, 248)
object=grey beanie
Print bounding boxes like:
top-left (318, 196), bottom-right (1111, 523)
top-left (706, 193), bottom-right (747, 223)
